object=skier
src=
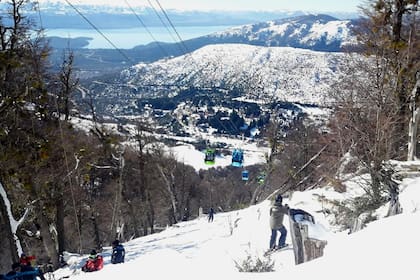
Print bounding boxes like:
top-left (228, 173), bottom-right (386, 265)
top-left (208, 207), bottom-right (215, 222)
top-left (269, 194), bottom-right (289, 251)
top-left (81, 250), bottom-right (103, 272)
top-left (111, 240), bottom-right (125, 264)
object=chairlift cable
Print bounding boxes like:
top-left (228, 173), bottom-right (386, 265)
top-left (35, 1), bottom-right (44, 31)
top-left (154, 0), bottom-right (190, 55)
top-left (123, 0), bottom-right (170, 58)
top-left (63, 0), bottom-right (135, 64)
top-left (151, 0), bottom-right (205, 84)
top-left (145, 0), bottom-right (185, 55)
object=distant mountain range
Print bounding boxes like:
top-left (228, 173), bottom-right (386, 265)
top-left (48, 14), bottom-right (359, 75)
top-left (64, 12), bottom-right (361, 138)
top-left (72, 42), bottom-right (357, 140)
top-left (26, 1), bottom-right (360, 29)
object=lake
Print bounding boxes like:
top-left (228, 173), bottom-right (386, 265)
top-left (45, 25), bottom-right (233, 49)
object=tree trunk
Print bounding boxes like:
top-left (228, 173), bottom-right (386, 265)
top-left (91, 213), bottom-right (102, 250)
top-left (370, 168), bottom-right (383, 204)
top-left (0, 181), bottom-right (29, 261)
top-left (55, 193), bottom-right (65, 256)
top-left (111, 152), bottom-right (125, 239)
top-left (157, 165), bottom-right (178, 224)
top-left (146, 190), bottom-right (155, 234)
top-left (289, 215), bottom-right (327, 265)
top-left (126, 200), bottom-right (140, 237)
top-left (0, 187), bottom-right (19, 264)
top-left (35, 205), bottom-right (59, 268)
top-left (408, 79), bottom-right (420, 160)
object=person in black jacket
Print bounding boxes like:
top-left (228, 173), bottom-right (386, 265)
top-left (208, 207), bottom-right (215, 222)
top-left (3, 263), bottom-right (44, 280)
top-left (5, 263), bottom-right (22, 280)
top-left (111, 240), bottom-right (125, 264)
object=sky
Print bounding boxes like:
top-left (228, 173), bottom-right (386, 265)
top-left (45, 160), bottom-right (420, 280)
top-left (45, 0), bottom-right (364, 12)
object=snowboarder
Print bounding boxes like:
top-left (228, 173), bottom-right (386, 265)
top-left (111, 240), bottom-right (125, 264)
top-left (208, 207), bottom-right (215, 222)
top-left (269, 194), bottom-right (289, 250)
top-left (81, 250), bottom-right (103, 272)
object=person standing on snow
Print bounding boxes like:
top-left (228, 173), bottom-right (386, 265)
top-left (269, 194), bottom-right (289, 250)
top-left (208, 207), bottom-right (215, 222)
top-left (111, 240), bottom-right (125, 264)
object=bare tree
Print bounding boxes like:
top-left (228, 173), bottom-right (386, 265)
top-left (358, 0), bottom-right (419, 157)
top-left (58, 50), bottom-right (79, 121)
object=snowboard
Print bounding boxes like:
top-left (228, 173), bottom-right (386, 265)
top-left (264, 244), bottom-right (290, 256)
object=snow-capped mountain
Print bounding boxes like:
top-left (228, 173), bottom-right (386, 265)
top-left (45, 14), bottom-right (359, 77)
top-left (207, 14), bottom-right (358, 52)
top-left (121, 44), bottom-right (346, 104)
top-left (81, 43), bottom-right (351, 129)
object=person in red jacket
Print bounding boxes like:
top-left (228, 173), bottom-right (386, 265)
top-left (19, 254), bottom-right (36, 267)
top-left (82, 250), bottom-right (103, 272)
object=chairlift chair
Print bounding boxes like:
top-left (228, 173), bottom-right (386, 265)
top-left (204, 148), bottom-right (216, 165)
top-left (241, 170), bottom-right (249, 181)
top-left (257, 172), bottom-right (266, 184)
top-left (231, 148), bottom-right (244, 167)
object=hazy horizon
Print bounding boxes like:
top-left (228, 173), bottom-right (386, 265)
top-left (38, 0), bottom-right (363, 13)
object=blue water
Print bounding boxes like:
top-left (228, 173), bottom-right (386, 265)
top-left (45, 25), bottom-right (232, 49)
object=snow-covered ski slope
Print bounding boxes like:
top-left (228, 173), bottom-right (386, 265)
top-left (55, 163), bottom-right (420, 280)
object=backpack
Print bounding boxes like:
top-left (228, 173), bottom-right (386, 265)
top-left (289, 208), bottom-right (315, 224)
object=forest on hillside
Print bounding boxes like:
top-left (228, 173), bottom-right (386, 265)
top-left (0, 0), bottom-right (418, 273)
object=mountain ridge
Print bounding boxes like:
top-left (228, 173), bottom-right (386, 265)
top-left (79, 43), bottom-right (348, 123)
top-left (49, 14), bottom-right (358, 75)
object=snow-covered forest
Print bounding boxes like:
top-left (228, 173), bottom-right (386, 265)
top-left (0, 0), bottom-right (419, 278)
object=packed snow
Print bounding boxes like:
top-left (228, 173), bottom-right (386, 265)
top-left (51, 162), bottom-right (420, 280)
